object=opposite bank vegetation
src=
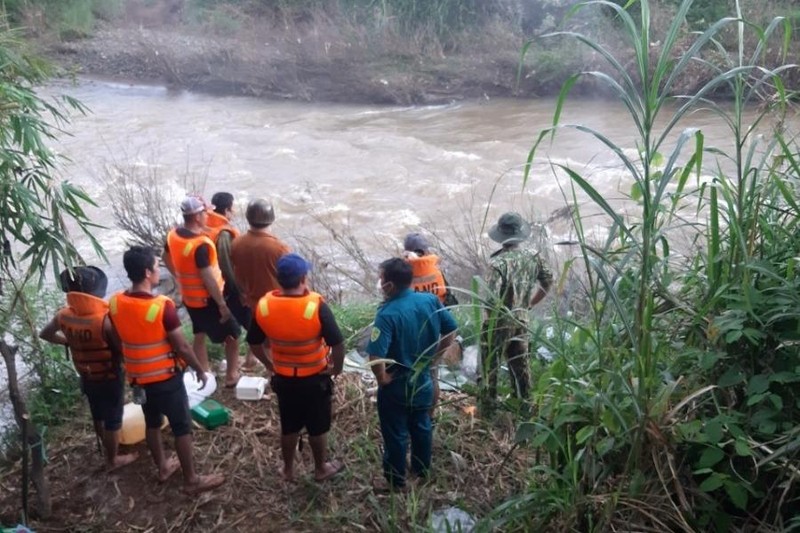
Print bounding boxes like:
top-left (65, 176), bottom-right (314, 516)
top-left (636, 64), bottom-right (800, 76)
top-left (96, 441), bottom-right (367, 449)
top-left (3, 0), bottom-right (800, 103)
top-left (1, 0), bottom-right (800, 531)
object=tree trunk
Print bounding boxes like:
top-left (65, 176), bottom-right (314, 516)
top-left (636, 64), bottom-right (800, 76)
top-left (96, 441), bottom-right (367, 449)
top-left (0, 338), bottom-right (52, 519)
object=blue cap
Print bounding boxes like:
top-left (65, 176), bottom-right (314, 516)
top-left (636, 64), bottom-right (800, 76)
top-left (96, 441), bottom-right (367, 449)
top-left (403, 232), bottom-right (430, 253)
top-left (276, 253), bottom-right (311, 288)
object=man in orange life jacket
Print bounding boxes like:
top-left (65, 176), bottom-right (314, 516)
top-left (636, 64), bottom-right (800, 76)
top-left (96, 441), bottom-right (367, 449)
top-left (247, 253), bottom-right (346, 482)
top-left (402, 233), bottom-right (461, 418)
top-left (163, 196), bottom-right (242, 387)
top-left (110, 245), bottom-right (225, 494)
top-left (39, 266), bottom-right (138, 472)
top-left (207, 192), bottom-right (259, 371)
top-left (402, 232), bottom-right (456, 306)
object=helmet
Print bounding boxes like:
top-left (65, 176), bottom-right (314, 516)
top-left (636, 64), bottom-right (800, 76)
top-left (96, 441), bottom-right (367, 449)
top-left (246, 199), bottom-right (275, 227)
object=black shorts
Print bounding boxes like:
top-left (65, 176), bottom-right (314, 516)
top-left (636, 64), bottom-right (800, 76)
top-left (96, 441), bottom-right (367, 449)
top-left (141, 374), bottom-right (192, 437)
top-left (186, 299), bottom-right (241, 344)
top-left (271, 374), bottom-right (333, 437)
top-left (82, 376), bottom-right (124, 431)
top-left (224, 287), bottom-right (252, 330)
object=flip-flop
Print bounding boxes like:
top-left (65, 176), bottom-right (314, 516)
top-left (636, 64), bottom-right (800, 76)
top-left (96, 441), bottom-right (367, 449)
top-left (224, 376), bottom-right (241, 388)
top-left (183, 473), bottom-right (226, 495)
top-left (314, 460), bottom-right (345, 482)
top-left (157, 455), bottom-right (181, 483)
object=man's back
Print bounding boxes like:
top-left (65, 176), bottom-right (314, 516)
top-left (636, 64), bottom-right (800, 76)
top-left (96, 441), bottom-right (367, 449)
top-left (369, 289), bottom-right (457, 406)
top-left (487, 246), bottom-right (552, 315)
top-left (230, 230), bottom-right (290, 308)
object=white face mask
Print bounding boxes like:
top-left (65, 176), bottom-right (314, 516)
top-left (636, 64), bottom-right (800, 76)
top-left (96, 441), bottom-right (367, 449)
top-left (377, 278), bottom-right (384, 292)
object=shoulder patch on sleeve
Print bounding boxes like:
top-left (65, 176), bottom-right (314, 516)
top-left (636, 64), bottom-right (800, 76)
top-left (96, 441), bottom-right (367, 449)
top-left (370, 327), bottom-right (381, 342)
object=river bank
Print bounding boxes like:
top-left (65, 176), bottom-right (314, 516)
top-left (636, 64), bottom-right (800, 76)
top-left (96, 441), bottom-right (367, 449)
top-left (0, 372), bottom-right (525, 531)
top-left (44, 26), bottom-right (567, 105)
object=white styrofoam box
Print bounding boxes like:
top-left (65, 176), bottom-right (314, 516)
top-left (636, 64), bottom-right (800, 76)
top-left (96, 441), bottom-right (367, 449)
top-left (236, 376), bottom-right (268, 400)
top-left (184, 371), bottom-right (217, 408)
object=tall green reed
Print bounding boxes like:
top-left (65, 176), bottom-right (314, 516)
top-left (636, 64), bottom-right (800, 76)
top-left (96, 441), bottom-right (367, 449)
top-left (487, 0), bottom-right (798, 529)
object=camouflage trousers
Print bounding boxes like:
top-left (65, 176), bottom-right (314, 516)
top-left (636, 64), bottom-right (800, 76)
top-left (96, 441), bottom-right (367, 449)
top-left (479, 322), bottom-right (530, 402)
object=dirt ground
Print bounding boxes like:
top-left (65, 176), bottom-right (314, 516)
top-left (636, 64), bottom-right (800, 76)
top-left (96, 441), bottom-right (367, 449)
top-left (0, 373), bottom-right (534, 532)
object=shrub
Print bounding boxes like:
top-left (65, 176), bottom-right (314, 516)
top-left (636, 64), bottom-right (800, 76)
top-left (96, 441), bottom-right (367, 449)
top-left (487, 0), bottom-right (800, 529)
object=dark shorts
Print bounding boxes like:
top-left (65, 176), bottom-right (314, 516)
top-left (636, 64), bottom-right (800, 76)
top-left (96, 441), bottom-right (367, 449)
top-left (82, 376), bottom-right (124, 431)
top-left (141, 374), bottom-right (192, 437)
top-left (271, 374), bottom-right (333, 437)
top-left (224, 286), bottom-right (252, 330)
top-left (186, 299), bottom-right (242, 344)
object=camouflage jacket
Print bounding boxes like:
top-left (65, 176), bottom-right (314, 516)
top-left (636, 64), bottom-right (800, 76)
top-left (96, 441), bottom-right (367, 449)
top-left (485, 246), bottom-right (553, 324)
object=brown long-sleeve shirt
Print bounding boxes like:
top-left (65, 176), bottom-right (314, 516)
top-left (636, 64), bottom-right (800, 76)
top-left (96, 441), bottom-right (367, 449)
top-left (230, 229), bottom-right (291, 309)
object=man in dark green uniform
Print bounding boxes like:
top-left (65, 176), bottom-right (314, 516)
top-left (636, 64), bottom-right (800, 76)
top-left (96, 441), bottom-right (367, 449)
top-left (481, 212), bottom-right (553, 410)
top-left (366, 258), bottom-right (457, 490)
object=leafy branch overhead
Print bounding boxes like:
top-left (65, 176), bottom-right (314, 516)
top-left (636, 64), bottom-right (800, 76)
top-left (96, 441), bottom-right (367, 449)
top-left (0, 30), bottom-right (101, 286)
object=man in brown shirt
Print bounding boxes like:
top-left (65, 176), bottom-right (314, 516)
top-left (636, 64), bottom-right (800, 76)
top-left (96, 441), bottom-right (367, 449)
top-left (230, 197), bottom-right (291, 327)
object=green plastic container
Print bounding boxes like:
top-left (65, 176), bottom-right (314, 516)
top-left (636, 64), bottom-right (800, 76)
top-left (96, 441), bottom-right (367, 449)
top-left (191, 399), bottom-right (230, 430)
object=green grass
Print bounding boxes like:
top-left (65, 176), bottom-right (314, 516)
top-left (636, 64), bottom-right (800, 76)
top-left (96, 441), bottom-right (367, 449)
top-left (330, 301), bottom-right (377, 352)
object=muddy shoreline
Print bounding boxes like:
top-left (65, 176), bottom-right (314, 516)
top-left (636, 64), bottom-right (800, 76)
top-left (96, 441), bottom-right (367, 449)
top-left (44, 26), bottom-right (573, 105)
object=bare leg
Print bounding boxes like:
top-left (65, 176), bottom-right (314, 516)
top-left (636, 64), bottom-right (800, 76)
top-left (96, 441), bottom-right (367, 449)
top-left (242, 350), bottom-right (259, 371)
top-left (309, 433), bottom-right (342, 481)
top-left (93, 420), bottom-right (104, 444)
top-left (103, 428), bottom-right (137, 471)
top-left (280, 433), bottom-right (300, 481)
top-left (146, 428), bottom-right (178, 482)
top-left (193, 332), bottom-right (210, 372)
top-left (174, 434), bottom-right (197, 484)
top-left (224, 336), bottom-right (240, 386)
top-left (175, 433), bottom-right (225, 494)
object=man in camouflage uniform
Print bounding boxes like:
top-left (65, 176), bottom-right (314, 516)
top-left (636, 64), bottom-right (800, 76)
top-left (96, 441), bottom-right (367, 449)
top-left (481, 212), bottom-right (553, 409)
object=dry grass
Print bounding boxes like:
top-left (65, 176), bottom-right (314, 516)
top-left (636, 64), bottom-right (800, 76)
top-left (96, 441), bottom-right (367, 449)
top-left (0, 373), bottom-right (535, 531)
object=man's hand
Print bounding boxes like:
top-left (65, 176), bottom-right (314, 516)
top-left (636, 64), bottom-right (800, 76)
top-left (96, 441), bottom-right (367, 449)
top-left (429, 378), bottom-right (440, 418)
top-left (320, 360), bottom-right (337, 376)
top-left (376, 370), bottom-right (392, 387)
top-left (195, 370), bottom-right (208, 390)
top-left (218, 303), bottom-right (232, 323)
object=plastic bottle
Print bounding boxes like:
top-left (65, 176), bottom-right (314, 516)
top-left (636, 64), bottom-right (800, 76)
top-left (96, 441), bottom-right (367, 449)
top-left (119, 402), bottom-right (145, 445)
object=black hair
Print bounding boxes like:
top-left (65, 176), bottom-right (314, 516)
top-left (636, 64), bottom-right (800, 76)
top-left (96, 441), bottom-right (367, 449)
top-left (59, 266), bottom-right (108, 298)
top-left (211, 192), bottom-right (234, 215)
top-left (277, 274), bottom-right (302, 290)
top-left (123, 246), bottom-right (157, 283)
top-left (379, 257), bottom-right (413, 290)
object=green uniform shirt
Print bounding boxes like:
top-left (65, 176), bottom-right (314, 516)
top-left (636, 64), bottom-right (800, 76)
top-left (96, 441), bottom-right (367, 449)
top-left (366, 289), bottom-right (457, 407)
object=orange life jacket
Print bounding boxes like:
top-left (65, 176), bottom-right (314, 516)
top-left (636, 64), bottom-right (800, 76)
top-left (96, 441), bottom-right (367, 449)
top-left (167, 228), bottom-right (224, 308)
top-left (109, 292), bottom-right (185, 385)
top-left (205, 210), bottom-right (240, 243)
top-left (56, 292), bottom-right (118, 382)
top-left (255, 290), bottom-right (329, 377)
top-left (407, 254), bottom-right (447, 303)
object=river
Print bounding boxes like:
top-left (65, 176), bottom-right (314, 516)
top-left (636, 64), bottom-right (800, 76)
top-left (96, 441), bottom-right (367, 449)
top-left (1, 77), bottom-right (795, 432)
top-left (46, 77), bottom-right (786, 288)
